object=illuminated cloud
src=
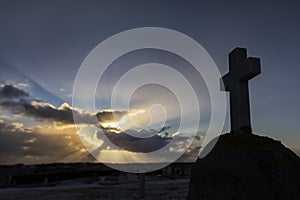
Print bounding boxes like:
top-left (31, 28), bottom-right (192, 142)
top-left (96, 109), bottom-right (148, 131)
top-left (0, 121), bottom-right (93, 164)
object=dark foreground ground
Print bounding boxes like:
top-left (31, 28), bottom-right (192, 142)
top-left (0, 174), bottom-right (189, 200)
top-left (0, 163), bottom-right (192, 200)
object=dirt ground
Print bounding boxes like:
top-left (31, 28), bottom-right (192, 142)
top-left (0, 176), bottom-right (189, 200)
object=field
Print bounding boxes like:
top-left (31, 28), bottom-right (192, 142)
top-left (0, 163), bottom-right (192, 200)
top-left (0, 174), bottom-right (189, 200)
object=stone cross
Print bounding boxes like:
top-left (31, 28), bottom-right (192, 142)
top-left (221, 48), bottom-right (261, 133)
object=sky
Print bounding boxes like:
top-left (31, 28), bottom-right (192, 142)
top-left (0, 0), bottom-right (299, 164)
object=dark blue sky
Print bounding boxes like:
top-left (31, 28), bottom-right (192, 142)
top-left (0, 0), bottom-right (299, 149)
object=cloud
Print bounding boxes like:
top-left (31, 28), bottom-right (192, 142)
top-left (0, 84), bottom-right (201, 164)
top-left (0, 121), bottom-right (93, 164)
top-left (0, 91), bottom-right (96, 125)
top-left (95, 110), bottom-right (174, 153)
top-left (0, 118), bottom-right (199, 164)
top-left (1, 100), bottom-right (68, 124)
top-left (0, 84), bottom-right (29, 99)
top-left (98, 128), bottom-right (172, 153)
top-left (95, 110), bottom-right (197, 155)
top-left (96, 110), bottom-right (128, 123)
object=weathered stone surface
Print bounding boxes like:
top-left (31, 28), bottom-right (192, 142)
top-left (187, 133), bottom-right (300, 200)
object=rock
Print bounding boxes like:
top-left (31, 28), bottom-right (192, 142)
top-left (187, 133), bottom-right (300, 200)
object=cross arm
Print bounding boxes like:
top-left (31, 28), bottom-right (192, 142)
top-left (220, 73), bottom-right (230, 91)
top-left (239, 57), bottom-right (261, 81)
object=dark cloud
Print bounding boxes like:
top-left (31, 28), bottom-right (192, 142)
top-left (0, 84), bottom-right (97, 125)
top-left (99, 128), bottom-right (172, 153)
top-left (96, 110), bottom-right (127, 123)
top-left (95, 110), bottom-right (171, 152)
top-left (0, 100), bottom-right (96, 125)
top-left (0, 84), bottom-right (29, 99)
top-left (96, 110), bottom-right (190, 153)
top-left (97, 125), bottom-right (194, 155)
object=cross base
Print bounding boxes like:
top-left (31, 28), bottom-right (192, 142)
top-left (230, 126), bottom-right (252, 134)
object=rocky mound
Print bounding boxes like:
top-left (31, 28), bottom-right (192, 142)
top-left (187, 133), bottom-right (300, 200)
